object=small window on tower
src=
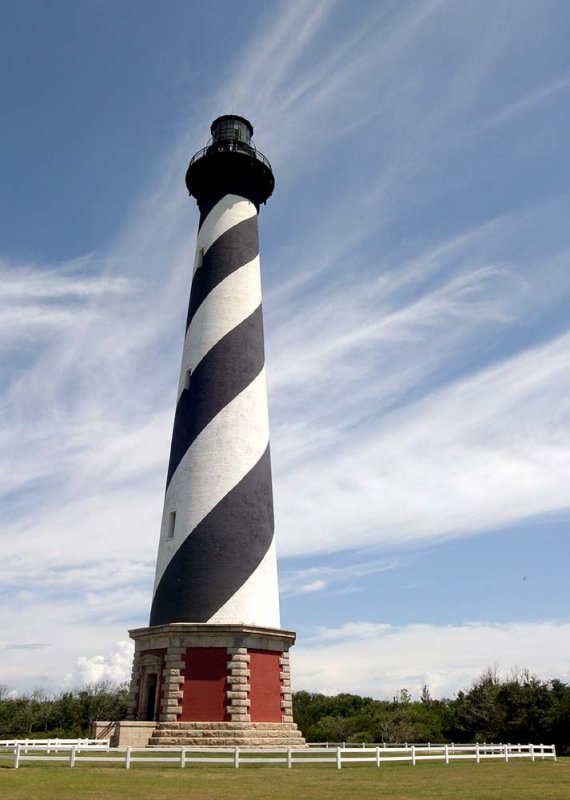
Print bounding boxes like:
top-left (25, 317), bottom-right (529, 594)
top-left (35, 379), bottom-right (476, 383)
top-left (184, 369), bottom-right (192, 390)
top-left (167, 511), bottom-right (176, 540)
top-left (196, 247), bottom-right (205, 269)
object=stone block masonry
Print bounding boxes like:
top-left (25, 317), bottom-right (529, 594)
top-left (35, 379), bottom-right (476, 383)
top-left (124, 623), bottom-right (304, 744)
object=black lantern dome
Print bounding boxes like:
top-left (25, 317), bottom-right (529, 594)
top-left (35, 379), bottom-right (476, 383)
top-left (186, 115), bottom-right (274, 219)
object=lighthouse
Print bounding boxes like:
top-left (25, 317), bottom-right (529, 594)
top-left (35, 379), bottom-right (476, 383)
top-left (122, 116), bottom-right (305, 748)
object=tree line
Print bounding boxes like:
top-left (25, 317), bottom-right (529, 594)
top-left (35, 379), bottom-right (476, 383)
top-left (293, 669), bottom-right (570, 754)
top-left (0, 681), bottom-right (128, 738)
top-left (0, 669), bottom-right (568, 754)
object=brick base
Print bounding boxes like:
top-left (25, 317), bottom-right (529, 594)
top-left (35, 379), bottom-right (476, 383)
top-left (126, 623), bottom-right (298, 729)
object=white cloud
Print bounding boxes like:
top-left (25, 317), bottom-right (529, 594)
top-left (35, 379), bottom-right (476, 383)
top-left (275, 328), bottom-right (570, 557)
top-left (293, 620), bottom-right (570, 698)
top-left (0, 601), bottom-right (137, 692)
top-left (280, 559), bottom-right (398, 596)
top-left (0, 261), bottom-right (133, 345)
top-left (1, 0), bottom-right (569, 693)
top-left (297, 580), bottom-right (327, 594)
top-left (487, 75), bottom-right (570, 128)
top-left (65, 641), bottom-right (134, 688)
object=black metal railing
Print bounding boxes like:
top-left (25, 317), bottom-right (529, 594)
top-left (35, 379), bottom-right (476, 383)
top-left (188, 139), bottom-right (272, 172)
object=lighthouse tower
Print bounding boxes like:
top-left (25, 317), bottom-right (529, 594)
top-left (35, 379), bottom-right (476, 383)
top-left (123, 116), bottom-right (304, 748)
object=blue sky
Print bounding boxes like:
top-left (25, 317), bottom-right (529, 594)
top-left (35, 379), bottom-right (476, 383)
top-left (1, 0), bottom-right (570, 698)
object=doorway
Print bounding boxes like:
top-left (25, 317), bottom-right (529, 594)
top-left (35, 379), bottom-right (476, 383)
top-left (143, 673), bottom-right (158, 721)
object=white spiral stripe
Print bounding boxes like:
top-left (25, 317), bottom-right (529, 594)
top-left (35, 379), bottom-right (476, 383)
top-left (176, 256), bottom-right (261, 401)
top-left (193, 194), bottom-right (257, 275)
top-left (153, 368), bottom-right (270, 592)
top-left (208, 539), bottom-right (280, 626)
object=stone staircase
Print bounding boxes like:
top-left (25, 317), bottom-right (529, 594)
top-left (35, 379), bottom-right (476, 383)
top-left (149, 721), bottom-right (306, 748)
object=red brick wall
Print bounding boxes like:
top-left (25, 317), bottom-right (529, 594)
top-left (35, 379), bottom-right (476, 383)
top-left (249, 649), bottom-right (282, 722)
top-left (181, 646), bottom-right (228, 721)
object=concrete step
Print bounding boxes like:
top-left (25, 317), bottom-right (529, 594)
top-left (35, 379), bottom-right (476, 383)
top-left (155, 722), bottom-right (299, 731)
top-left (149, 737), bottom-right (306, 747)
top-left (149, 720), bottom-right (306, 748)
top-left (151, 728), bottom-right (303, 739)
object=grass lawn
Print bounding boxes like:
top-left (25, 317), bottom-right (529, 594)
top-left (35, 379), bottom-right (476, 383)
top-left (0, 759), bottom-right (568, 800)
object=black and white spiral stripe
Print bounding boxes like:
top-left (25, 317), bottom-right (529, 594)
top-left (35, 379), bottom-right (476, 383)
top-left (150, 193), bottom-right (280, 628)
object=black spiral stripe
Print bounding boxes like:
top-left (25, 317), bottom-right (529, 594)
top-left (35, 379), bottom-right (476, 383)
top-left (185, 214), bottom-right (259, 332)
top-left (165, 305), bottom-right (265, 489)
top-left (151, 445), bottom-right (274, 625)
top-left (150, 198), bottom-right (275, 626)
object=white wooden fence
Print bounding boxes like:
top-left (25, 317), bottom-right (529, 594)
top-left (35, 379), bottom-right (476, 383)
top-left (0, 741), bottom-right (556, 769)
top-left (0, 738), bottom-right (109, 750)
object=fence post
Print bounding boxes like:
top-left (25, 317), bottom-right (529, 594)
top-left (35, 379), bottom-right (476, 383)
top-left (553, 745), bottom-right (557, 763)
top-left (180, 747), bottom-right (186, 768)
top-left (287, 748), bottom-right (292, 769)
top-left (476, 742), bottom-right (480, 764)
top-left (504, 745), bottom-right (509, 763)
top-left (234, 747), bottom-right (239, 769)
top-left (13, 744), bottom-right (20, 770)
top-left (411, 745), bottom-right (416, 766)
top-left (444, 744), bottom-right (449, 765)
top-left (70, 745), bottom-right (76, 768)
top-left (336, 747), bottom-right (342, 770)
top-left (530, 744), bottom-right (534, 762)
top-left (376, 747), bottom-right (381, 767)
top-left (125, 746), bottom-right (131, 769)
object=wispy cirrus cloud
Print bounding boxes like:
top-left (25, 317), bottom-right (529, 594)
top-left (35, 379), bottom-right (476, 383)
top-left (275, 326), bottom-right (570, 557)
top-left (280, 558), bottom-right (399, 597)
top-left (1, 0), bottom-right (569, 690)
top-left (0, 260), bottom-right (132, 345)
top-left (486, 74), bottom-right (570, 128)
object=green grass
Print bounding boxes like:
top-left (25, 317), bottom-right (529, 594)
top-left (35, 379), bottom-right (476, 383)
top-left (0, 759), bottom-right (568, 800)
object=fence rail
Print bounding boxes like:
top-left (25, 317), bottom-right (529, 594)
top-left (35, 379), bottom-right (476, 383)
top-left (0, 742), bottom-right (556, 770)
top-left (0, 738), bottom-right (110, 750)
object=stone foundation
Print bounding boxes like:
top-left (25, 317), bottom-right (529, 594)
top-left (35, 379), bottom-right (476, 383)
top-left (112, 721), bottom-right (158, 748)
top-left (122, 623), bottom-right (302, 742)
top-left (149, 721), bottom-right (305, 747)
